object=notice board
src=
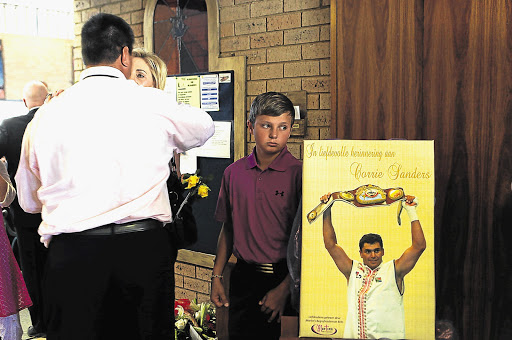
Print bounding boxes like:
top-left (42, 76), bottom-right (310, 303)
top-left (166, 71), bottom-right (234, 254)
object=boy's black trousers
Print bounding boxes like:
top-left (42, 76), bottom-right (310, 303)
top-left (228, 259), bottom-right (295, 340)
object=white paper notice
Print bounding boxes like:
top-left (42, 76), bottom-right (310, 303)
top-left (164, 76), bottom-right (177, 100)
top-left (179, 150), bottom-right (198, 175)
top-left (200, 74), bottom-right (220, 111)
top-left (193, 121), bottom-right (231, 158)
top-left (219, 73), bottom-right (231, 83)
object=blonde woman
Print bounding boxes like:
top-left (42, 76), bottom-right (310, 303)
top-left (131, 48), bottom-right (167, 90)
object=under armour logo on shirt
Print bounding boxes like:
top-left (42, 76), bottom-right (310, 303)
top-left (275, 190), bottom-right (284, 196)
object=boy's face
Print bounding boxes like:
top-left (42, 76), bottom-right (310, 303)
top-left (248, 112), bottom-right (292, 160)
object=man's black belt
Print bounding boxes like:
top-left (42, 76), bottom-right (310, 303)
top-left (76, 219), bottom-right (162, 236)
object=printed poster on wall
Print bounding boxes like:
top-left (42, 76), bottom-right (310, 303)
top-left (200, 74), bottom-right (219, 111)
top-left (300, 140), bottom-right (435, 339)
top-left (176, 76), bottom-right (200, 108)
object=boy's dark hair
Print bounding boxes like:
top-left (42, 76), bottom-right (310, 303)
top-left (81, 13), bottom-right (134, 66)
top-left (359, 233), bottom-right (383, 250)
top-left (248, 92), bottom-right (295, 125)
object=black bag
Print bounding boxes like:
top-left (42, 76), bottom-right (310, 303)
top-left (165, 169), bottom-right (198, 249)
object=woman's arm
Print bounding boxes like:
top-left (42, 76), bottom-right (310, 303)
top-left (0, 159), bottom-right (15, 207)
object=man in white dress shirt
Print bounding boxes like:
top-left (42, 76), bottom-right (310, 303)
top-left (15, 13), bottom-right (214, 340)
top-left (322, 194), bottom-right (426, 339)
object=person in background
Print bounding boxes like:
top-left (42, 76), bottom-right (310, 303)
top-left (15, 13), bottom-right (214, 340)
top-left (0, 159), bottom-right (32, 340)
top-left (322, 193), bottom-right (426, 339)
top-left (211, 92), bottom-right (302, 340)
top-left (0, 80), bottom-right (48, 338)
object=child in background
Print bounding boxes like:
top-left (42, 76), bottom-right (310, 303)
top-left (0, 159), bottom-right (32, 340)
top-left (210, 92), bottom-right (302, 340)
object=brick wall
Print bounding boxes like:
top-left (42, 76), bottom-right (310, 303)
top-left (218, 0), bottom-right (332, 159)
top-left (175, 257), bottom-right (213, 303)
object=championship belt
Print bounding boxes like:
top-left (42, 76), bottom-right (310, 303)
top-left (307, 184), bottom-right (407, 225)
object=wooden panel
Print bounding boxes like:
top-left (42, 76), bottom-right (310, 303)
top-left (423, 1), bottom-right (512, 338)
top-left (331, 0), bottom-right (512, 338)
top-left (331, 0), bottom-right (423, 140)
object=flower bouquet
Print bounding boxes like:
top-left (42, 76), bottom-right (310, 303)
top-left (175, 298), bottom-right (217, 340)
top-left (173, 172), bottom-right (211, 223)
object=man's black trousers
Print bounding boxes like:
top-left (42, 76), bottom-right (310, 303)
top-left (43, 226), bottom-right (175, 340)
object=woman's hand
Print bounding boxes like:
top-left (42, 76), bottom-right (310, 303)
top-left (44, 89), bottom-right (65, 104)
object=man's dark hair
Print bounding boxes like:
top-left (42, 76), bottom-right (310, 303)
top-left (81, 13), bottom-right (134, 66)
top-left (248, 92), bottom-right (295, 125)
top-left (359, 233), bottom-right (383, 250)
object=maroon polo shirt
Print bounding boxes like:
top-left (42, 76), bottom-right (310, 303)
top-left (215, 146), bottom-right (302, 264)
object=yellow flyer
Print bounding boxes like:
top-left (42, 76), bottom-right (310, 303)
top-left (176, 76), bottom-right (200, 108)
top-left (300, 140), bottom-right (435, 339)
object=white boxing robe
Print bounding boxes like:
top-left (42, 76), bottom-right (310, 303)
top-left (343, 260), bottom-right (405, 339)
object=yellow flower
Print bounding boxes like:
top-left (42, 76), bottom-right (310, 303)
top-left (197, 184), bottom-right (210, 198)
top-left (185, 175), bottom-right (200, 189)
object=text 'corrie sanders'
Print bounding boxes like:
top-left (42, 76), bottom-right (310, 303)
top-left (351, 162), bottom-right (431, 181)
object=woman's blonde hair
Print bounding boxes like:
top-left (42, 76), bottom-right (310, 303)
top-left (132, 48), bottom-right (167, 90)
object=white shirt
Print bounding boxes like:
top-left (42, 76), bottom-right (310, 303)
top-left (15, 66), bottom-right (214, 244)
top-left (344, 260), bottom-right (405, 339)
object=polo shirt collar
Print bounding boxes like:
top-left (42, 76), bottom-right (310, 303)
top-left (79, 66), bottom-right (125, 81)
top-left (246, 146), bottom-right (290, 172)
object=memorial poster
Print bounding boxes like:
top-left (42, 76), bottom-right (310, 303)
top-left (300, 140), bottom-right (435, 339)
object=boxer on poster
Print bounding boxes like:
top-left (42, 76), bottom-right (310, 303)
top-left (321, 193), bottom-right (426, 339)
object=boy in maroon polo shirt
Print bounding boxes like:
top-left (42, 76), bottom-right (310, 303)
top-left (211, 92), bottom-right (302, 340)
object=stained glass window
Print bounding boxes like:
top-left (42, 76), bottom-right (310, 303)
top-left (153, 0), bottom-right (208, 75)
